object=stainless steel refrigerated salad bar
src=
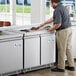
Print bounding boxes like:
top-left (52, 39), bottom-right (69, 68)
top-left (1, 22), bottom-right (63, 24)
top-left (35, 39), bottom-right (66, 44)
top-left (0, 25), bottom-right (56, 76)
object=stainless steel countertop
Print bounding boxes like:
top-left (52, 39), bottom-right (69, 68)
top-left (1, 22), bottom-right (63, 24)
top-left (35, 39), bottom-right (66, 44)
top-left (0, 31), bottom-right (23, 40)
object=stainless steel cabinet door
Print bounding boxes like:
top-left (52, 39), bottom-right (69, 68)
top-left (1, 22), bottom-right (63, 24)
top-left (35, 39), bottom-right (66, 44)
top-left (41, 34), bottom-right (55, 65)
top-left (0, 39), bottom-right (23, 74)
top-left (24, 36), bottom-right (40, 68)
top-left (72, 29), bottom-right (76, 58)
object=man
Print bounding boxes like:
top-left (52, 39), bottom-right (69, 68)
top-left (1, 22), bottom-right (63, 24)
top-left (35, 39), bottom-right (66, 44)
top-left (36, 0), bottom-right (75, 72)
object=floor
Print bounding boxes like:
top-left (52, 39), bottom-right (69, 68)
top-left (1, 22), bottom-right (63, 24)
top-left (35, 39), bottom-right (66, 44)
top-left (18, 68), bottom-right (76, 76)
top-left (18, 63), bottom-right (76, 76)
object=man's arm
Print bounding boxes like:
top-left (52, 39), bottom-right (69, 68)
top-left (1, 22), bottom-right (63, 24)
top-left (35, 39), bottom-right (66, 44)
top-left (37, 18), bottom-right (53, 29)
top-left (47, 23), bottom-right (61, 31)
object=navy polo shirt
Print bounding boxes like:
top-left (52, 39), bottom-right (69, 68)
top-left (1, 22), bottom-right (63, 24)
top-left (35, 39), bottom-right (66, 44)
top-left (53, 3), bottom-right (71, 31)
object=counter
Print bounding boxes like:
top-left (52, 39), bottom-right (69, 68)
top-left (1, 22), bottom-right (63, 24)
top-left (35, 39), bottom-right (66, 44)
top-left (8, 29), bottom-right (56, 72)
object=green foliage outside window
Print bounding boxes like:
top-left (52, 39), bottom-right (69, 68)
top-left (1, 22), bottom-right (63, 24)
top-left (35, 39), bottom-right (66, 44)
top-left (0, 4), bottom-right (50, 14)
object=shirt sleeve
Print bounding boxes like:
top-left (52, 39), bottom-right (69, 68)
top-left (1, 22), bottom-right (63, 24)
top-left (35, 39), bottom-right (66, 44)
top-left (53, 10), bottom-right (62, 24)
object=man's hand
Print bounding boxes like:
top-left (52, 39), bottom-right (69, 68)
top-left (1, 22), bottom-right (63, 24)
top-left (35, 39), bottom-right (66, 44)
top-left (35, 26), bottom-right (40, 30)
top-left (46, 27), bottom-right (52, 31)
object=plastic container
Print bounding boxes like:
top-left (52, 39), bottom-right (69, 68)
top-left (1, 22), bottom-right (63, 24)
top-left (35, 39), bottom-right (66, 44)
top-left (0, 21), bottom-right (11, 27)
top-left (0, 21), bottom-right (3, 27)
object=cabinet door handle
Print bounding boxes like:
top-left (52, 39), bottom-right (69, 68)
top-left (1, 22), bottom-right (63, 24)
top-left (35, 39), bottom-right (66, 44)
top-left (14, 43), bottom-right (21, 47)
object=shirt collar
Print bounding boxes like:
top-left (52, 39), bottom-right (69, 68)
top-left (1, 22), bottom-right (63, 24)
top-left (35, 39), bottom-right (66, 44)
top-left (55, 2), bottom-right (61, 9)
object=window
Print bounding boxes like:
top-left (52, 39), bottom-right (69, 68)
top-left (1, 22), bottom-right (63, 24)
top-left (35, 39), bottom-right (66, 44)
top-left (65, 0), bottom-right (74, 1)
top-left (16, 0), bottom-right (31, 26)
top-left (0, 0), bottom-right (11, 23)
top-left (45, 0), bottom-right (54, 19)
top-left (0, 0), bottom-right (76, 27)
top-left (0, 0), bottom-right (31, 26)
